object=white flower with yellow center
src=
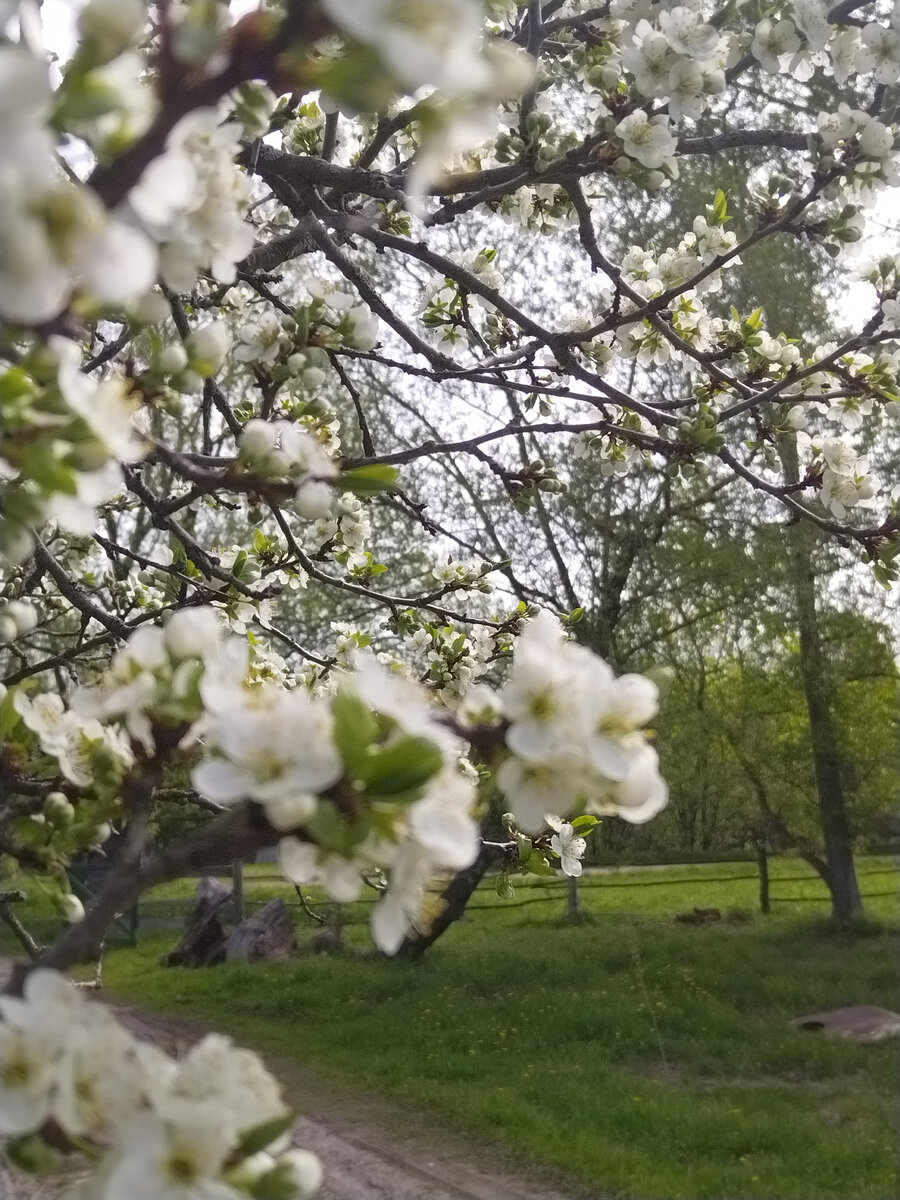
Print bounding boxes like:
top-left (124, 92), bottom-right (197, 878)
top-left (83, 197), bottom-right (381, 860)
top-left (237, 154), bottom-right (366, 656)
top-left (192, 691), bottom-right (342, 807)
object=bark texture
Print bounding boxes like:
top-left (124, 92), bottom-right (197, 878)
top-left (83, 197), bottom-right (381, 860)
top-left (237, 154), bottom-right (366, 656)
top-left (778, 438), bottom-right (863, 924)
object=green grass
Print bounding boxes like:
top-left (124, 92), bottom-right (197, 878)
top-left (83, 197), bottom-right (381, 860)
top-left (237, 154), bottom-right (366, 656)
top-left (93, 857), bottom-right (900, 1200)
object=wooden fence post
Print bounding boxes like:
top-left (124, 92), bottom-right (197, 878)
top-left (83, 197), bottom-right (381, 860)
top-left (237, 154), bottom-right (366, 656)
top-left (756, 840), bottom-right (771, 914)
top-left (566, 875), bottom-right (581, 921)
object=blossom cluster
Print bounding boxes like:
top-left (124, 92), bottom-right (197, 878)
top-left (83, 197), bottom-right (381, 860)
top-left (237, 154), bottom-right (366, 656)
top-left (571, 416), bottom-right (653, 479)
top-left (0, 3), bottom-right (262, 329)
top-left (814, 438), bottom-right (879, 521)
top-left (8, 608), bottom-right (667, 954)
top-left (751, 3), bottom-right (900, 85)
top-left (239, 419), bottom-right (339, 521)
top-left (496, 612), bottom-right (666, 834)
top-left (0, 338), bottom-right (146, 560)
top-left (0, 27), bottom-right (155, 326)
top-left (0, 969), bottom-right (322, 1200)
top-left (406, 619), bottom-right (499, 702)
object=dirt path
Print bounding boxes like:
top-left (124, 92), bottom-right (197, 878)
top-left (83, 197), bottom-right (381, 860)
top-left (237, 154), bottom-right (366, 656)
top-left (117, 1004), bottom-right (583, 1200)
top-left (0, 973), bottom-right (585, 1200)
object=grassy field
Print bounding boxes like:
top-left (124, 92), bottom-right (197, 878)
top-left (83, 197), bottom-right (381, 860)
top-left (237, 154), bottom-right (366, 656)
top-left (66, 856), bottom-right (900, 1200)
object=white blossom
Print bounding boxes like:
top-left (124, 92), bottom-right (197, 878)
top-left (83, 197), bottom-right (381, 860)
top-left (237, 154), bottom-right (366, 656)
top-left (192, 690), bottom-right (342, 808)
top-left (498, 612), bottom-right (666, 831)
top-left (279, 837), bottom-right (365, 903)
top-left (546, 814), bottom-right (587, 877)
top-left (750, 20), bottom-right (801, 74)
top-left (130, 110), bottom-right (253, 294)
top-left (616, 110), bottom-right (677, 169)
top-left (857, 22), bottom-right (900, 84)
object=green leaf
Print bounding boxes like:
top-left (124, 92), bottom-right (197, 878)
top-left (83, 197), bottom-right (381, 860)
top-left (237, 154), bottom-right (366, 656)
top-left (516, 832), bottom-right (534, 866)
top-left (526, 852), bottom-right (558, 877)
top-left (235, 1112), bottom-right (295, 1159)
top-left (711, 188), bottom-right (730, 225)
top-left (356, 736), bottom-right (443, 797)
top-left (571, 814), bottom-right (602, 836)
top-left (54, 80), bottom-right (120, 123)
top-left (339, 465), bottom-right (400, 497)
top-left (0, 367), bottom-right (34, 404)
top-left (23, 446), bottom-right (78, 496)
top-left (0, 687), bottom-right (21, 739)
top-left (304, 801), bottom-right (343, 848)
top-left (332, 687), bottom-right (378, 771)
top-left (4, 1135), bottom-right (62, 1175)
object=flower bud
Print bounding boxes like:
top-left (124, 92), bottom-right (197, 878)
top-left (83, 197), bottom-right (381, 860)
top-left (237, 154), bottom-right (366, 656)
top-left (130, 290), bottom-right (170, 326)
top-left (59, 894), bottom-right (85, 924)
top-left (186, 322), bottom-right (231, 376)
top-left (264, 793), bottom-right (317, 832)
top-left (240, 420), bottom-right (277, 464)
top-left (227, 1151), bottom-right (275, 1187)
top-left (5, 601), bottom-right (36, 636)
top-left (157, 344), bottom-right (189, 376)
top-left (44, 792), bottom-right (75, 826)
top-left (69, 439), bottom-right (112, 472)
top-left (301, 367), bottom-right (326, 390)
top-left (164, 607), bottom-right (222, 661)
top-left (267, 1149), bottom-right (323, 1199)
top-left (295, 480), bottom-right (334, 521)
top-left (174, 369), bottom-right (205, 395)
top-left (286, 352), bottom-right (307, 376)
top-left (265, 448), bottom-right (292, 477)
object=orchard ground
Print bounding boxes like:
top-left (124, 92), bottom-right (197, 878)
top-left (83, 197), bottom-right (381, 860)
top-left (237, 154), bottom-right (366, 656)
top-left (3, 857), bottom-right (898, 1200)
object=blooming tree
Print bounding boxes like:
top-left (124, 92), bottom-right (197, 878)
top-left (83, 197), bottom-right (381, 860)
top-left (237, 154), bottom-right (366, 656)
top-left (1, 0), bottom-right (899, 1194)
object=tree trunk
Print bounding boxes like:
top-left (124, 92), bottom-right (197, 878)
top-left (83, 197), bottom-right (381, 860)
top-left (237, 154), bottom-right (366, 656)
top-left (394, 845), bottom-right (495, 960)
top-left (778, 439), bottom-right (863, 924)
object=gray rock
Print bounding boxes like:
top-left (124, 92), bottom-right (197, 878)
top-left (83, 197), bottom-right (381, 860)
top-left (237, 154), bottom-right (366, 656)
top-left (791, 1005), bottom-right (900, 1042)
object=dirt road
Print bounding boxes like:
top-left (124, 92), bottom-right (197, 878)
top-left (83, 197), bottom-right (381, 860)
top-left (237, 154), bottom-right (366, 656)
top-left (0, 978), bottom-right (584, 1200)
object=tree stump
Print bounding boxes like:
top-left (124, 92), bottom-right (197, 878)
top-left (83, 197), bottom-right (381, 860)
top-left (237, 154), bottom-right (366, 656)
top-left (164, 876), bottom-right (231, 967)
top-left (223, 899), bottom-right (298, 963)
